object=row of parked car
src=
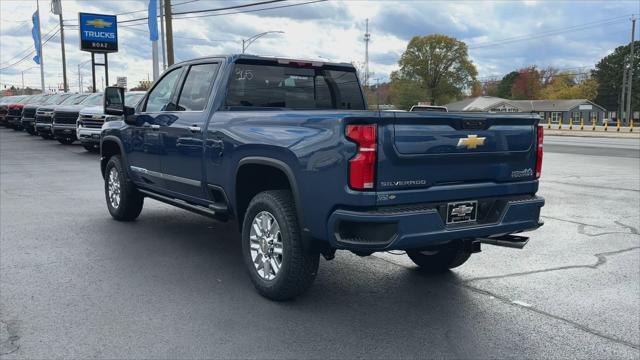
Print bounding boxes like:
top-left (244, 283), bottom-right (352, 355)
top-left (0, 91), bottom-right (144, 151)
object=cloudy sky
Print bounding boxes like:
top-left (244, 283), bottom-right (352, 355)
top-left (1, 0), bottom-right (638, 92)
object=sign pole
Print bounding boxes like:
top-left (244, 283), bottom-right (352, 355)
top-left (104, 53), bottom-right (109, 88)
top-left (91, 52), bottom-right (96, 93)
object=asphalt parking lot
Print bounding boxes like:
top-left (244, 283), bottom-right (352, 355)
top-left (1, 129), bottom-right (639, 359)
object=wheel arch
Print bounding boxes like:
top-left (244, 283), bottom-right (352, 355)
top-left (235, 156), bottom-right (304, 231)
top-left (100, 135), bottom-right (126, 179)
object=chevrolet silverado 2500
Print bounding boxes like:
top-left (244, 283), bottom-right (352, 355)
top-left (100, 55), bottom-right (544, 300)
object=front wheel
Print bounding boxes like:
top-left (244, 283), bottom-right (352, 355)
top-left (104, 155), bottom-right (144, 221)
top-left (241, 190), bottom-right (319, 300)
top-left (406, 247), bottom-right (471, 273)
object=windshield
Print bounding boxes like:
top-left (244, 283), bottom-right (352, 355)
top-left (125, 93), bottom-right (145, 106)
top-left (226, 62), bottom-right (365, 110)
top-left (43, 94), bottom-right (71, 105)
top-left (60, 94), bottom-right (89, 105)
top-left (80, 93), bottom-right (103, 106)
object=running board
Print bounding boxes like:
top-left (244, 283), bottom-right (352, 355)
top-left (477, 234), bottom-right (529, 249)
top-left (138, 189), bottom-right (228, 220)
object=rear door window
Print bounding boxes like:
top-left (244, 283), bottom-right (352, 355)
top-left (176, 63), bottom-right (219, 111)
top-left (225, 63), bottom-right (365, 110)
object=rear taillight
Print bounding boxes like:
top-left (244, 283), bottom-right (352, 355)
top-left (345, 124), bottom-right (377, 190)
top-left (535, 125), bottom-right (543, 178)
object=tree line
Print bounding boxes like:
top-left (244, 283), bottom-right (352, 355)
top-left (368, 35), bottom-right (639, 112)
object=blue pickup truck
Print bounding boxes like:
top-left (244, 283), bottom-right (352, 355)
top-left (101, 55), bottom-right (544, 300)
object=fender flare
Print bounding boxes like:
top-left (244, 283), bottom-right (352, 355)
top-left (100, 135), bottom-right (127, 179)
top-left (236, 156), bottom-right (306, 233)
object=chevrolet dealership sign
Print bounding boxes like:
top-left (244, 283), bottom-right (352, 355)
top-left (79, 13), bottom-right (118, 53)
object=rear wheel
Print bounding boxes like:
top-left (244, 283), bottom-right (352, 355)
top-left (406, 247), bottom-right (471, 273)
top-left (241, 190), bottom-right (319, 300)
top-left (104, 155), bottom-right (144, 221)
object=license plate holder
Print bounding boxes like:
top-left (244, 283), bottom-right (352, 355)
top-left (446, 200), bottom-right (478, 224)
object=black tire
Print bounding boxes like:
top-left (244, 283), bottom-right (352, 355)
top-left (406, 247), bottom-right (471, 273)
top-left (57, 138), bottom-right (75, 145)
top-left (84, 145), bottom-right (98, 152)
top-left (241, 190), bottom-right (319, 301)
top-left (25, 126), bottom-right (36, 135)
top-left (104, 155), bottom-right (144, 221)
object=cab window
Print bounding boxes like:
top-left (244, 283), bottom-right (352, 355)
top-left (145, 67), bottom-right (182, 112)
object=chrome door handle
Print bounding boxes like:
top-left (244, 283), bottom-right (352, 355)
top-left (144, 124), bottom-right (160, 130)
top-left (188, 126), bottom-right (201, 133)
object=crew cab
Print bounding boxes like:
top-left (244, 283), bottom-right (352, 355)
top-left (100, 55), bottom-right (544, 300)
top-left (34, 93), bottom-right (77, 139)
top-left (19, 95), bottom-right (49, 135)
top-left (51, 92), bottom-right (102, 145)
top-left (0, 96), bottom-right (26, 126)
top-left (5, 95), bottom-right (35, 130)
top-left (77, 91), bottom-right (144, 151)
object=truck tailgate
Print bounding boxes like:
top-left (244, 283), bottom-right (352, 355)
top-left (377, 112), bottom-right (539, 196)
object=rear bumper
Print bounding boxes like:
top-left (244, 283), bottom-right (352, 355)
top-left (327, 196), bottom-right (544, 251)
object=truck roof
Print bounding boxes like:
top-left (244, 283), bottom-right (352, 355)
top-left (173, 54), bottom-right (354, 69)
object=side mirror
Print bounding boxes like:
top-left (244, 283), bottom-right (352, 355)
top-left (104, 86), bottom-right (125, 116)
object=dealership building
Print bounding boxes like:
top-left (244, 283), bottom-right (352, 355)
top-left (445, 96), bottom-right (610, 124)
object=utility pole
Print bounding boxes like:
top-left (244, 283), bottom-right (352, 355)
top-left (620, 58), bottom-right (628, 121)
top-left (164, 0), bottom-right (174, 66)
top-left (159, 0), bottom-right (166, 70)
top-left (36, 0), bottom-right (45, 92)
top-left (77, 63), bottom-right (81, 92)
top-left (624, 16), bottom-right (636, 124)
top-left (363, 18), bottom-right (370, 88)
top-left (51, 0), bottom-right (67, 92)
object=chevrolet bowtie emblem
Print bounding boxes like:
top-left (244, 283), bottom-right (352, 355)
top-left (87, 19), bottom-right (112, 28)
top-left (457, 135), bottom-right (486, 149)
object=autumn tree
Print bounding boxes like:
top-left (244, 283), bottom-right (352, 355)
top-left (390, 34), bottom-right (477, 107)
top-left (471, 80), bottom-right (483, 97)
top-left (511, 66), bottom-right (542, 100)
top-left (496, 71), bottom-right (518, 98)
top-left (592, 41), bottom-right (640, 112)
top-left (482, 80), bottom-right (500, 97)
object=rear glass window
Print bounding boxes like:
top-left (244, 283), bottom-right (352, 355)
top-left (226, 63), bottom-right (365, 110)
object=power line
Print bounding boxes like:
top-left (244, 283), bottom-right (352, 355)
top-left (173, 0), bottom-right (284, 15)
top-left (173, 0), bottom-right (326, 20)
top-left (117, 0), bottom-right (285, 24)
top-left (469, 14), bottom-right (634, 49)
top-left (0, 27), bottom-right (60, 71)
top-left (0, 26), bottom-right (60, 66)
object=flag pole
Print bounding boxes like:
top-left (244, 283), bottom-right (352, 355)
top-left (36, 0), bottom-right (44, 92)
top-left (149, 0), bottom-right (159, 81)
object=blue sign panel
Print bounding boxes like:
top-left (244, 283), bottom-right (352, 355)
top-left (79, 13), bottom-right (118, 53)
